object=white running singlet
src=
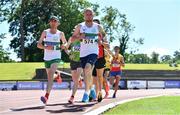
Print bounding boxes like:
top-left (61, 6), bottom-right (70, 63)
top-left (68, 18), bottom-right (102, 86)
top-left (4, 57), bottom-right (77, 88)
top-left (79, 22), bottom-right (99, 57)
top-left (43, 29), bottom-right (62, 61)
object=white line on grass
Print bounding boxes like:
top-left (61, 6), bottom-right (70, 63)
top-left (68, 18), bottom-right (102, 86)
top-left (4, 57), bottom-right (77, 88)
top-left (84, 94), bottom-right (169, 115)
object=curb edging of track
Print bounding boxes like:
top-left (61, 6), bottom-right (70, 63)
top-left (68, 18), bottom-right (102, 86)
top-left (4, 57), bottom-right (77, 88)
top-left (84, 94), bottom-right (167, 115)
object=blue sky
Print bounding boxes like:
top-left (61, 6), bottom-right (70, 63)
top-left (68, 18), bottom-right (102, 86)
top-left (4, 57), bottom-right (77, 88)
top-left (90, 0), bottom-right (180, 57)
top-left (0, 0), bottom-right (180, 61)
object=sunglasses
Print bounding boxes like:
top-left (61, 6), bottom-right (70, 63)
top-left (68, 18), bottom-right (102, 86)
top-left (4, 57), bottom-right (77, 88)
top-left (50, 19), bottom-right (58, 22)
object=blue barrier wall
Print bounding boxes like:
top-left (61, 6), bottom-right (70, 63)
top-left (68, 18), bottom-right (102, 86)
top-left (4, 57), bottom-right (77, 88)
top-left (0, 82), bottom-right (70, 90)
top-left (165, 80), bottom-right (180, 88)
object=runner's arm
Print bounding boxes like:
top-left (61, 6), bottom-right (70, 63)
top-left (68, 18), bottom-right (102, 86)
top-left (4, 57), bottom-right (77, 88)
top-left (37, 31), bottom-right (46, 49)
top-left (98, 25), bottom-right (109, 48)
top-left (120, 57), bottom-right (125, 67)
top-left (105, 49), bottom-right (112, 58)
top-left (37, 31), bottom-right (53, 50)
top-left (61, 32), bottom-right (67, 44)
top-left (60, 32), bottom-right (68, 50)
top-left (105, 48), bottom-right (114, 57)
top-left (71, 25), bottom-right (82, 42)
top-left (65, 37), bottom-right (72, 49)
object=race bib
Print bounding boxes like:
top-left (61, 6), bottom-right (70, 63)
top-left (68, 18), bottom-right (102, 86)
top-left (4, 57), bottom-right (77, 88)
top-left (82, 39), bottom-right (98, 44)
top-left (53, 45), bottom-right (60, 50)
top-left (72, 45), bottom-right (80, 51)
top-left (44, 41), bottom-right (60, 50)
top-left (112, 63), bottom-right (120, 67)
top-left (44, 42), bottom-right (60, 50)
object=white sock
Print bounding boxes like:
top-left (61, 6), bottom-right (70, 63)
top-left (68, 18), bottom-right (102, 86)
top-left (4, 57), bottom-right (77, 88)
top-left (85, 91), bottom-right (90, 95)
top-left (91, 85), bottom-right (95, 90)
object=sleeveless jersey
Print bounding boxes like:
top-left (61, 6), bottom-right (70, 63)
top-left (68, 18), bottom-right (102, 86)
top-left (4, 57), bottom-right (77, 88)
top-left (43, 29), bottom-right (61, 61)
top-left (98, 44), bottom-right (105, 58)
top-left (110, 54), bottom-right (123, 71)
top-left (79, 22), bottom-right (99, 57)
top-left (69, 40), bottom-right (81, 62)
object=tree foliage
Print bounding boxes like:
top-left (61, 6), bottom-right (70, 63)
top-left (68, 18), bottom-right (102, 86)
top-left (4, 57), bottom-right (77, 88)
top-left (161, 55), bottom-right (172, 64)
top-left (1, 1), bottom-right (146, 62)
top-left (2, 0), bottom-right (99, 62)
top-left (0, 33), bottom-right (13, 62)
top-left (101, 6), bottom-right (144, 57)
top-left (151, 52), bottom-right (159, 64)
top-left (173, 50), bottom-right (180, 64)
top-left (125, 53), bottom-right (151, 64)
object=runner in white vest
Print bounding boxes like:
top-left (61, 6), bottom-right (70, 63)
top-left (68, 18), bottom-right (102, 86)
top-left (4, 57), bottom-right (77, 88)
top-left (79, 22), bottom-right (99, 57)
top-left (71, 8), bottom-right (106, 103)
top-left (37, 16), bottom-right (67, 104)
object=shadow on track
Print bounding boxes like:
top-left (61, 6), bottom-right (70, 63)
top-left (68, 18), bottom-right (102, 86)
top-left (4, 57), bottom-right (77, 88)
top-left (10, 105), bottom-right (45, 111)
top-left (46, 102), bottom-right (97, 113)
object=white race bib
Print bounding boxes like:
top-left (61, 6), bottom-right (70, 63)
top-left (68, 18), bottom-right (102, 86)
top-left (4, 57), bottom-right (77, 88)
top-left (112, 63), bottom-right (120, 67)
top-left (82, 39), bottom-right (98, 44)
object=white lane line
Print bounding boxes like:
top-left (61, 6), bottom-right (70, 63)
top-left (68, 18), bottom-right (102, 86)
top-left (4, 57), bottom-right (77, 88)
top-left (84, 94), bottom-right (169, 115)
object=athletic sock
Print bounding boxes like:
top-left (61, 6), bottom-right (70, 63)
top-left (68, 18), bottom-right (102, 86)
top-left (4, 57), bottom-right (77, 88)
top-left (85, 91), bottom-right (90, 95)
top-left (45, 93), bottom-right (49, 99)
top-left (91, 85), bottom-right (95, 90)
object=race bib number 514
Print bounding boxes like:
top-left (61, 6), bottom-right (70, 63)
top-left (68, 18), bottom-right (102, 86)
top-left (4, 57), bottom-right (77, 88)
top-left (82, 39), bottom-right (98, 44)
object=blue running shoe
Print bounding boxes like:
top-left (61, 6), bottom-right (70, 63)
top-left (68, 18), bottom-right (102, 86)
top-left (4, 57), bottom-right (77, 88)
top-left (82, 93), bottom-right (89, 103)
top-left (40, 96), bottom-right (48, 104)
top-left (89, 89), bottom-right (96, 102)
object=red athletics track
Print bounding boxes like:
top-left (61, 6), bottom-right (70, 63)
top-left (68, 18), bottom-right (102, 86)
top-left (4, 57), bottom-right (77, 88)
top-left (0, 89), bottom-right (180, 115)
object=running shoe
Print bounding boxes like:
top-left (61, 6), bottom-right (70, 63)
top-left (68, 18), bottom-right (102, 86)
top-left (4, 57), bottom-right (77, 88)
top-left (97, 92), bottom-right (103, 102)
top-left (40, 96), bottom-right (48, 104)
top-left (68, 95), bottom-right (74, 104)
top-left (89, 88), bottom-right (96, 102)
top-left (112, 93), bottom-right (116, 98)
top-left (82, 93), bottom-right (89, 103)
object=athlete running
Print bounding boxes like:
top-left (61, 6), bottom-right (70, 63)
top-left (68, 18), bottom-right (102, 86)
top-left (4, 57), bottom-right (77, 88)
top-left (65, 36), bottom-right (83, 104)
top-left (103, 47), bottom-right (112, 99)
top-left (109, 46), bottom-right (125, 98)
top-left (37, 16), bottom-right (67, 104)
top-left (71, 8), bottom-right (106, 102)
top-left (91, 19), bottom-right (108, 102)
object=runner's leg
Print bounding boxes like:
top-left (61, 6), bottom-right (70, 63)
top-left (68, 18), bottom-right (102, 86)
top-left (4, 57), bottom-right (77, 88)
top-left (114, 75), bottom-right (121, 95)
top-left (46, 63), bottom-right (58, 94)
top-left (96, 68), bottom-right (104, 102)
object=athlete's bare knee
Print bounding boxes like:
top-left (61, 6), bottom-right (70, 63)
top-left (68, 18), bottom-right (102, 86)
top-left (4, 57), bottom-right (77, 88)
top-left (51, 63), bottom-right (58, 72)
top-left (109, 78), bottom-right (114, 85)
top-left (84, 65), bottom-right (92, 75)
top-left (116, 76), bottom-right (121, 81)
top-left (85, 63), bottom-right (92, 70)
